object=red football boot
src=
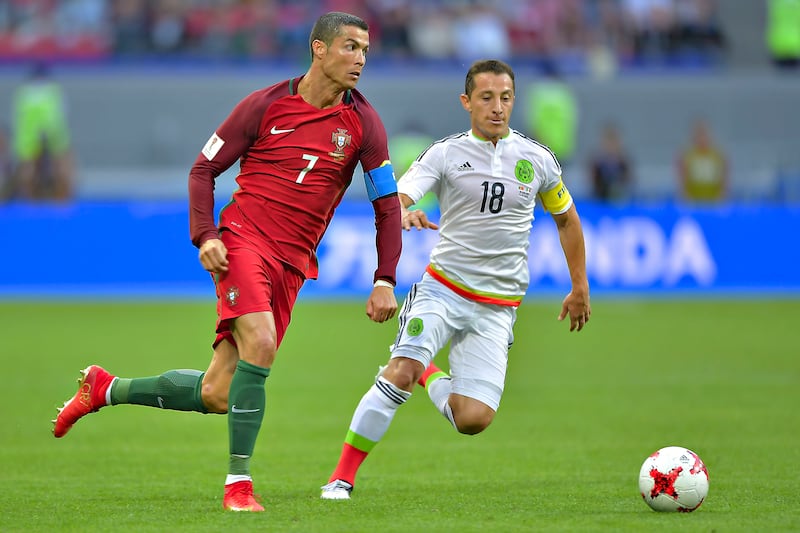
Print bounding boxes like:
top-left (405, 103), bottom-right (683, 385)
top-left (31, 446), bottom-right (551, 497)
top-left (52, 365), bottom-right (115, 438)
top-left (223, 480), bottom-right (264, 512)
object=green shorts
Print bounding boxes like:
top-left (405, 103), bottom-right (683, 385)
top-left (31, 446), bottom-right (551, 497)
top-left (14, 117), bottom-right (70, 161)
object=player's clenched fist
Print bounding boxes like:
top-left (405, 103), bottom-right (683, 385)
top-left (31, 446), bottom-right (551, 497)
top-left (199, 238), bottom-right (229, 273)
top-left (366, 286), bottom-right (398, 323)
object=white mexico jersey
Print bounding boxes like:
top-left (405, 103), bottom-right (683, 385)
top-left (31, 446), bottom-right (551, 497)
top-left (398, 129), bottom-right (570, 304)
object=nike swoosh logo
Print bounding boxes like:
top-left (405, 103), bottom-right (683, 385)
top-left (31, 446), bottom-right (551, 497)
top-left (270, 126), bottom-right (295, 135)
top-left (157, 396), bottom-right (165, 408)
top-left (231, 405), bottom-right (261, 414)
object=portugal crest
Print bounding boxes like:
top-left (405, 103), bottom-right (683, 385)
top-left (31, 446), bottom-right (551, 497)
top-left (225, 286), bottom-right (240, 307)
top-left (329, 128), bottom-right (352, 161)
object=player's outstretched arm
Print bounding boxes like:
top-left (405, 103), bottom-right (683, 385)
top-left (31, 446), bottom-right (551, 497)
top-left (368, 191), bottom-right (401, 323)
top-left (553, 205), bottom-right (591, 331)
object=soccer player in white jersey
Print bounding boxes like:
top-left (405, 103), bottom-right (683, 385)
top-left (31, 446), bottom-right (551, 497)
top-left (321, 59), bottom-right (591, 500)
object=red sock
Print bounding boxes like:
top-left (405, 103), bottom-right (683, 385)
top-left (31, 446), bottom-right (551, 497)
top-left (418, 362), bottom-right (443, 388)
top-left (329, 443), bottom-right (369, 485)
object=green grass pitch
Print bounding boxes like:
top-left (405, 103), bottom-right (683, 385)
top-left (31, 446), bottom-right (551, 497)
top-left (1, 298), bottom-right (798, 532)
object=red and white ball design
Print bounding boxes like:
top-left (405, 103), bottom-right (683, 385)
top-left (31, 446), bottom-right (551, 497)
top-left (639, 446), bottom-right (709, 512)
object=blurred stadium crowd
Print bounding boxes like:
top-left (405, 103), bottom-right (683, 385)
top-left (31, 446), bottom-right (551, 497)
top-left (0, 0), bottom-right (725, 68)
top-left (1, 1), bottom-right (798, 205)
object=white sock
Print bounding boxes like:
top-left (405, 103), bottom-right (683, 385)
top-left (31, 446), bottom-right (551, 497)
top-left (225, 474), bottom-right (252, 485)
top-left (427, 376), bottom-right (457, 429)
top-left (105, 377), bottom-right (118, 406)
top-left (348, 377), bottom-right (411, 442)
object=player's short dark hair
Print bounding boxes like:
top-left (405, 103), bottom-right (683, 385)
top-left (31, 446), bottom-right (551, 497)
top-left (309, 12), bottom-right (369, 58)
top-left (464, 59), bottom-right (516, 97)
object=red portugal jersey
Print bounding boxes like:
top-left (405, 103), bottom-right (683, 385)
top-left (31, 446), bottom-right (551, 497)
top-left (189, 76), bottom-right (401, 282)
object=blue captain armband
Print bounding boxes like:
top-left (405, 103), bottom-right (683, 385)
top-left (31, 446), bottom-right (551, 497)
top-left (364, 161), bottom-right (397, 201)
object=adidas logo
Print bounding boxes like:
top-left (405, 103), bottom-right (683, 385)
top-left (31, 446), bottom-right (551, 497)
top-left (457, 161), bottom-right (473, 171)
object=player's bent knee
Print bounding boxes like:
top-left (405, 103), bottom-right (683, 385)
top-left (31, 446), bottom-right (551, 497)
top-left (201, 384), bottom-right (229, 414)
top-left (238, 336), bottom-right (278, 368)
top-left (382, 357), bottom-right (424, 391)
top-left (455, 415), bottom-right (494, 435)
top-left (452, 397), bottom-right (496, 435)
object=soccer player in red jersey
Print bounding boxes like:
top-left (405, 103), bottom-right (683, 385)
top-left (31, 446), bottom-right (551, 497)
top-left (52, 12), bottom-right (402, 512)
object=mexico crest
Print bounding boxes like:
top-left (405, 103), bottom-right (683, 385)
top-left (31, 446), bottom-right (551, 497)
top-left (515, 160), bottom-right (534, 184)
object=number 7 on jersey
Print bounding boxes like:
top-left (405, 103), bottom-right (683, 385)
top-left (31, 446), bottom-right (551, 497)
top-left (297, 154), bottom-right (319, 183)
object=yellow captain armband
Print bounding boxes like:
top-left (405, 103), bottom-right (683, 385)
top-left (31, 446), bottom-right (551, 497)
top-left (538, 178), bottom-right (572, 214)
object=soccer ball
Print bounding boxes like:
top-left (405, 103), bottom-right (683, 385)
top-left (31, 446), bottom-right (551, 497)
top-left (638, 446), bottom-right (709, 512)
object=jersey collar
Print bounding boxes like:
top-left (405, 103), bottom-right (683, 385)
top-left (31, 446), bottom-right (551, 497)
top-left (469, 129), bottom-right (512, 143)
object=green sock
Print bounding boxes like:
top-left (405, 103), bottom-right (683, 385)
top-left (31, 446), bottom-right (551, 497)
top-left (111, 369), bottom-right (207, 413)
top-left (228, 360), bottom-right (270, 475)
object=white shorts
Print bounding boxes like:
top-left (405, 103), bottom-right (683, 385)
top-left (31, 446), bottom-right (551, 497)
top-left (390, 272), bottom-right (517, 411)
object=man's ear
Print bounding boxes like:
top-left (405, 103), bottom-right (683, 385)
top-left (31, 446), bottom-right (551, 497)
top-left (460, 94), bottom-right (470, 112)
top-left (311, 39), bottom-right (326, 59)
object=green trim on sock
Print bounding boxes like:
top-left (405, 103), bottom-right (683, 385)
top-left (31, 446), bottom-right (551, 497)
top-left (229, 454), bottom-right (251, 476)
top-left (193, 374), bottom-right (207, 414)
top-left (344, 429), bottom-right (379, 453)
top-left (423, 370), bottom-right (449, 388)
top-left (236, 359), bottom-right (271, 378)
top-left (109, 377), bottom-right (131, 405)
